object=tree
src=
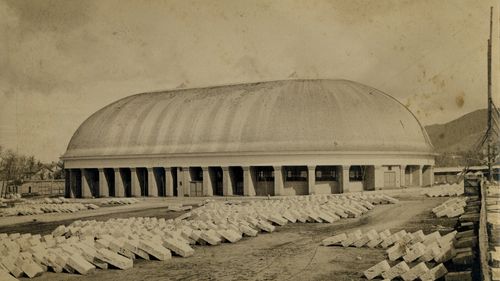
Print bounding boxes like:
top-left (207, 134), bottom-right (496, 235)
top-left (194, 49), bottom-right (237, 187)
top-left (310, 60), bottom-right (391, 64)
top-left (53, 160), bottom-right (65, 179)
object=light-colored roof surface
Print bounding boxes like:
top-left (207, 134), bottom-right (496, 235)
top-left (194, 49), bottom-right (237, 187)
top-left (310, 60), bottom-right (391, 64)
top-left (63, 79), bottom-right (434, 159)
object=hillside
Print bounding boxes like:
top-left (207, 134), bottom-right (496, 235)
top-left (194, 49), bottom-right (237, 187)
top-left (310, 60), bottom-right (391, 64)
top-left (425, 109), bottom-right (487, 153)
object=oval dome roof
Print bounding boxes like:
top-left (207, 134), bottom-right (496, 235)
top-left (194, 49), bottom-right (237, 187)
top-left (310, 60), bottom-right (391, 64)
top-left (63, 79), bottom-right (434, 159)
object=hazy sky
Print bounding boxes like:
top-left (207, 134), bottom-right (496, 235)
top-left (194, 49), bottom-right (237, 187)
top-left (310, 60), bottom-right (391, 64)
top-left (1, 0), bottom-right (499, 162)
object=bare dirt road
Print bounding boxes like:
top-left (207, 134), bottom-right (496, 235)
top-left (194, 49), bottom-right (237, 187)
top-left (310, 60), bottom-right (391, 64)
top-left (16, 195), bottom-right (454, 281)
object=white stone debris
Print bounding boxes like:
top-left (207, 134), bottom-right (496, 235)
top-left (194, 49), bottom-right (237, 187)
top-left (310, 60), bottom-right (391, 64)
top-left (422, 183), bottom-right (464, 197)
top-left (0, 193), bottom-right (398, 280)
top-left (432, 197), bottom-right (467, 218)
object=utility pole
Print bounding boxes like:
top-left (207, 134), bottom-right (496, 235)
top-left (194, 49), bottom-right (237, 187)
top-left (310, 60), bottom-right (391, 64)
top-left (487, 6), bottom-right (493, 181)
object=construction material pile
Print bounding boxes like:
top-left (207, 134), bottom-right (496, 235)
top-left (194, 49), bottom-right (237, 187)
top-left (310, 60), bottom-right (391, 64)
top-left (0, 193), bottom-right (399, 280)
top-left (0, 194), bottom-right (23, 207)
top-left (190, 193), bottom-right (399, 224)
top-left (166, 203), bottom-right (193, 212)
top-left (1, 193), bottom-right (22, 200)
top-left (431, 197), bottom-right (467, 218)
top-left (323, 228), bottom-right (456, 280)
top-left (486, 183), bottom-right (500, 281)
top-left (0, 201), bottom-right (99, 217)
top-left (24, 197), bottom-right (71, 204)
top-left (101, 198), bottom-right (139, 206)
top-left (423, 183), bottom-right (464, 197)
top-left (322, 193), bottom-right (481, 280)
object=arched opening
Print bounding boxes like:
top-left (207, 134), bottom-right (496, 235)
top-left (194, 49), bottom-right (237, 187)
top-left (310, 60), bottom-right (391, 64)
top-left (171, 167), bottom-right (178, 196)
top-left (210, 167), bottom-right (223, 196)
top-left (349, 165), bottom-right (366, 192)
top-left (104, 168), bottom-right (115, 196)
top-left (84, 168), bottom-right (100, 197)
top-left (189, 167), bottom-right (203, 197)
top-left (135, 168), bottom-right (148, 196)
top-left (120, 168), bottom-right (132, 197)
top-left (254, 166), bottom-right (274, 196)
top-left (230, 166), bottom-right (244, 196)
top-left (315, 165), bottom-right (341, 194)
top-left (284, 166), bottom-right (308, 195)
top-left (154, 168), bottom-right (165, 196)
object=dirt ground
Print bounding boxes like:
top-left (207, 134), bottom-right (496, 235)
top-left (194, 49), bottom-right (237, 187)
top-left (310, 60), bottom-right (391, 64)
top-left (8, 194), bottom-right (456, 281)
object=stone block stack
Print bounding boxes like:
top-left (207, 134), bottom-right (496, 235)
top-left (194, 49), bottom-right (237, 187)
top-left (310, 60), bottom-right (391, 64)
top-left (0, 193), bottom-right (399, 280)
top-left (351, 192), bottom-right (484, 281)
top-left (0, 199), bottom-right (100, 217)
top-left (101, 198), bottom-right (139, 205)
top-left (432, 197), bottom-right (468, 218)
top-left (423, 183), bottom-right (464, 197)
top-left (324, 228), bottom-right (460, 280)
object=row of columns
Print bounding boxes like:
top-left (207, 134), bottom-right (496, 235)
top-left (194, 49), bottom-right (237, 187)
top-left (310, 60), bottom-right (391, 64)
top-left (67, 164), bottom-right (433, 198)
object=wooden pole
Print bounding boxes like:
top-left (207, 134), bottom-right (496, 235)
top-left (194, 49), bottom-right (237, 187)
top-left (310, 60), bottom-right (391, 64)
top-left (487, 6), bottom-right (493, 181)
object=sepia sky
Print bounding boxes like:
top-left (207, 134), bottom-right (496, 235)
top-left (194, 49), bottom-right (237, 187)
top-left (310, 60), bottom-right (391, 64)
top-left (0, 0), bottom-right (499, 162)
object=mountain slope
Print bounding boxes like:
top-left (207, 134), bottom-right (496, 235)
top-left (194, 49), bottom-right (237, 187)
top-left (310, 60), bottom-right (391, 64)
top-left (425, 109), bottom-right (487, 153)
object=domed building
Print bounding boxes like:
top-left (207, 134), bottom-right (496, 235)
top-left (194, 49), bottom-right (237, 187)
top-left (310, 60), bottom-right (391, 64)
top-left (62, 79), bottom-right (435, 198)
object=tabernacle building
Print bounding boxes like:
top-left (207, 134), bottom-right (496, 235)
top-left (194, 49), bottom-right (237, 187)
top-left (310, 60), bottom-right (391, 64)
top-left (62, 79), bottom-right (435, 198)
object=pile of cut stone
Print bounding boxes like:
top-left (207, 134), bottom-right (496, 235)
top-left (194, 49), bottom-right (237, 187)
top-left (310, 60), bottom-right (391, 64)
top-left (323, 229), bottom-right (456, 280)
top-left (432, 197), bottom-right (467, 218)
top-left (423, 183), bottom-right (464, 197)
top-left (0, 201), bottom-right (99, 217)
top-left (2, 193), bottom-right (22, 200)
top-left (23, 197), bottom-right (71, 205)
top-left (486, 183), bottom-right (500, 281)
top-left (0, 193), bottom-right (399, 280)
top-left (101, 198), bottom-right (139, 206)
top-left (167, 203), bottom-right (193, 212)
top-left (190, 193), bottom-right (399, 225)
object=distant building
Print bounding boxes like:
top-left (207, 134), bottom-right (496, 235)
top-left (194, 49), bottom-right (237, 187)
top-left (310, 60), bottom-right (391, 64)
top-left (19, 180), bottom-right (65, 197)
top-left (62, 79), bottom-right (435, 198)
top-left (434, 164), bottom-right (500, 184)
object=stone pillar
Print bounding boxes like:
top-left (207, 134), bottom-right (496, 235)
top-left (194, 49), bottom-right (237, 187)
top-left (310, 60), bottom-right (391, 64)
top-left (411, 165), bottom-right (422, 186)
top-left (81, 169), bottom-right (92, 198)
top-left (222, 167), bottom-right (234, 196)
top-left (428, 166), bottom-right (434, 187)
top-left (98, 168), bottom-right (109, 198)
top-left (130, 168), bottom-right (141, 197)
top-left (164, 167), bottom-right (174, 197)
top-left (175, 168), bottom-right (184, 197)
top-left (273, 166), bottom-right (284, 196)
top-left (400, 165), bottom-right (407, 187)
top-left (114, 168), bottom-right (125, 197)
top-left (67, 169), bottom-right (75, 198)
top-left (340, 165), bottom-right (350, 193)
top-left (181, 167), bottom-right (191, 197)
top-left (202, 167), bottom-right (213, 196)
top-left (422, 166), bottom-right (433, 187)
top-left (243, 166), bottom-right (256, 196)
top-left (374, 165), bottom-right (384, 190)
top-left (395, 166), bottom-right (401, 187)
top-left (307, 165), bottom-right (316, 195)
top-left (147, 168), bottom-right (158, 197)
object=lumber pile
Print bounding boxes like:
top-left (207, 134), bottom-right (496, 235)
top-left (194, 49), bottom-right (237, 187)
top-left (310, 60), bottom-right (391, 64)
top-left (0, 193), bottom-right (399, 280)
top-left (423, 183), bottom-right (464, 197)
top-left (431, 197), bottom-right (467, 218)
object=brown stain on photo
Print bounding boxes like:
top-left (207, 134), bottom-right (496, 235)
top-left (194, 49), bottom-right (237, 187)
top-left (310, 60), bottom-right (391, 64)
top-left (455, 92), bottom-right (465, 108)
